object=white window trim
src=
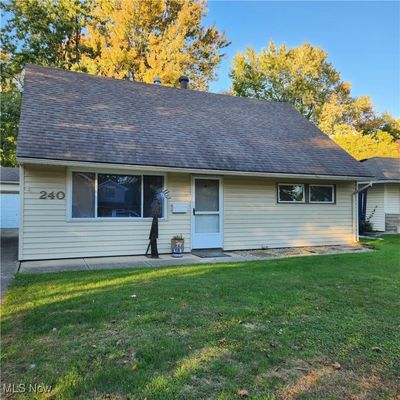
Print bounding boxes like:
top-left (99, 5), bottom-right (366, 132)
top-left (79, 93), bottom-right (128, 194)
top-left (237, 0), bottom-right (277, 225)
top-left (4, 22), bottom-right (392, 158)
top-left (309, 184), bottom-right (335, 204)
top-left (66, 168), bottom-right (167, 221)
top-left (277, 183), bottom-right (306, 203)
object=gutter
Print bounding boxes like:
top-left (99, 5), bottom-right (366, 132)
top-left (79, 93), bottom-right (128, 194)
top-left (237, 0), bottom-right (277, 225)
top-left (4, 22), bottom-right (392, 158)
top-left (17, 157), bottom-right (373, 182)
top-left (358, 180), bottom-right (400, 184)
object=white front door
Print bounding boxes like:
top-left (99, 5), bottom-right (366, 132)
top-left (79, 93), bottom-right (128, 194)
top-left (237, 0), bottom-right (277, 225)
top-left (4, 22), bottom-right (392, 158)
top-left (192, 177), bottom-right (223, 249)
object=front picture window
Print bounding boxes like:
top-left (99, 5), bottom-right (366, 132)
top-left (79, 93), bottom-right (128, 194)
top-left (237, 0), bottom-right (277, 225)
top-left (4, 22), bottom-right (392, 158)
top-left (71, 172), bottom-right (164, 219)
top-left (278, 184), bottom-right (305, 203)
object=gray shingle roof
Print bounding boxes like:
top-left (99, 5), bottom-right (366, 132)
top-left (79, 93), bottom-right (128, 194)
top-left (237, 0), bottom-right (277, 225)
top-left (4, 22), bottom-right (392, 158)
top-left (0, 167), bottom-right (19, 182)
top-left (361, 157), bottom-right (400, 181)
top-left (17, 64), bottom-right (372, 178)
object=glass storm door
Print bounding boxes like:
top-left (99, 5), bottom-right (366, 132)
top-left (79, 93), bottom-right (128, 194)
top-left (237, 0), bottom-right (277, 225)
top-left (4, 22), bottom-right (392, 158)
top-left (192, 177), bottom-right (223, 249)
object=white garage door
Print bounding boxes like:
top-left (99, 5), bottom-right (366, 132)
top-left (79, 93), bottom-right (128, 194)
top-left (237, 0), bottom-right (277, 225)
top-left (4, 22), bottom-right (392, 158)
top-left (0, 193), bottom-right (20, 228)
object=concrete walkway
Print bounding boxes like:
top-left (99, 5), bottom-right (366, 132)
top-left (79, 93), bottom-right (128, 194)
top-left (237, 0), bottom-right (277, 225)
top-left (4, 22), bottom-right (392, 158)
top-left (19, 252), bottom-right (251, 273)
top-left (18, 244), bottom-right (372, 274)
top-left (1, 229), bottom-right (19, 299)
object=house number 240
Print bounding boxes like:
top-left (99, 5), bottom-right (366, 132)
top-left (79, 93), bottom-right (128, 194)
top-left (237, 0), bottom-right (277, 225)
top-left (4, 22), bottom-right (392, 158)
top-left (39, 191), bottom-right (65, 200)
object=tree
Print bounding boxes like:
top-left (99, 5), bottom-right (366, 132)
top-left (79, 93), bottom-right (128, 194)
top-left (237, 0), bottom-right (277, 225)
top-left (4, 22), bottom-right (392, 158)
top-left (380, 113), bottom-right (400, 139)
top-left (230, 41), bottom-right (350, 122)
top-left (318, 94), bottom-right (382, 136)
top-left (230, 40), bottom-right (399, 160)
top-left (0, 91), bottom-right (21, 166)
top-left (1, 0), bottom-right (93, 87)
top-left (331, 126), bottom-right (398, 160)
top-left (80, 0), bottom-right (229, 90)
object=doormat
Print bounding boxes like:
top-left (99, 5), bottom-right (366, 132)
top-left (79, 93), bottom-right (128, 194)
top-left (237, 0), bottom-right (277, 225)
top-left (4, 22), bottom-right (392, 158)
top-left (192, 249), bottom-right (231, 258)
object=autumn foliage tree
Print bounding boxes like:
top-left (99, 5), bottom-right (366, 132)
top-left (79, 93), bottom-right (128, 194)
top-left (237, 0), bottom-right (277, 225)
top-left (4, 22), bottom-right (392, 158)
top-left (330, 125), bottom-right (398, 160)
top-left (80, 0), bottom-right (229, 90)
top-left (230, 41), bottom-right (399, 160)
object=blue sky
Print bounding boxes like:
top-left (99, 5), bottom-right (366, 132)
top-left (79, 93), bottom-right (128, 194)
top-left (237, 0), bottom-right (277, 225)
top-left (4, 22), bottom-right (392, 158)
top-left (204, 1), bottom-right (400, 117)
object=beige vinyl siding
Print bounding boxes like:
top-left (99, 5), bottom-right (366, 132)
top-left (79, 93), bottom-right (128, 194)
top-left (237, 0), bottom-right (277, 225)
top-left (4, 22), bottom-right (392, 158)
top-left (384, 184), bottom-right (400, 214)
top-left (21, 165), bottom-right (191, 260)
top-left (365, 185), bottom-right (385, 231)
top-left (223, 177), bottom-right (355, 249)
top-left (21, 165), bottom-right (357, 260)
top-left (384, 184), bottom-right (400, 233)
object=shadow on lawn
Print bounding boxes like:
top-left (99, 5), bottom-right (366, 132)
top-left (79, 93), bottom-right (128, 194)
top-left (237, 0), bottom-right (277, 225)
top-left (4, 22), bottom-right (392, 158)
top-left (1, 241), bottom-right (399, 399)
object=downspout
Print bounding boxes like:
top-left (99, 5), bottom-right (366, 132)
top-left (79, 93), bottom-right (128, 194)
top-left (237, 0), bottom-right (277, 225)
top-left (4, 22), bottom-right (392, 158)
top-left (18, 165), bottom-right (25, 261)
top-left (352, 181), bottom-right (373, 240)
top-left (354, 182), bottom-right (359, 242)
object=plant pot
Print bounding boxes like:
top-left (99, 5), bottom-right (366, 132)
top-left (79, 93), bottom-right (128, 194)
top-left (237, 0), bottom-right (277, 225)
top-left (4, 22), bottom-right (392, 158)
top-left (171, 239), bottom-right (184, 257)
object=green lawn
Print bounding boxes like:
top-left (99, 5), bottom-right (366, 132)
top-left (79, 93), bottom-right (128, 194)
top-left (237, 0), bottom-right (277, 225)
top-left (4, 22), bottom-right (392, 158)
top-left (1, 236), bottom-right (399, 399)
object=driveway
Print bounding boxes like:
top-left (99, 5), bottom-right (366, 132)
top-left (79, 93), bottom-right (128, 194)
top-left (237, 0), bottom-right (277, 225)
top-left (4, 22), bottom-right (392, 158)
top-left (1, 229), bottom-right (19, 299)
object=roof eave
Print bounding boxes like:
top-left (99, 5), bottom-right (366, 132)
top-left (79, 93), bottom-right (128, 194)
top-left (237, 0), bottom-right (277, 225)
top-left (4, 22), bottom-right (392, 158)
top-left (358, 179), bottom-right (400, 184)
top-left (17, 156), bottom-right (372, 181)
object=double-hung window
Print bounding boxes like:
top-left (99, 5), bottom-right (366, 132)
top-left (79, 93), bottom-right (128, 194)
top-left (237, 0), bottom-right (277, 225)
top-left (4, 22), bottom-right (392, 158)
top-left (71, 172), bottom-right (164, 219)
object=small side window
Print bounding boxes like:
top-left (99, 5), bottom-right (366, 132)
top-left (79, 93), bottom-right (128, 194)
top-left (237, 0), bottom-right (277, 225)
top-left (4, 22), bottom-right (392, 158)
top-left (309, 185), bottom-right (334, 203)
top-left (278, 184), bottom-right (305, 203)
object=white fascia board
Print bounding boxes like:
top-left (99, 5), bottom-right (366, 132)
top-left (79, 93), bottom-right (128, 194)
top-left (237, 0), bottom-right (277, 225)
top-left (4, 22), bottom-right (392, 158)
top-left (358, 180), bottom-right (400, 184)
top-left (17, 157), bottom-right (369, 181)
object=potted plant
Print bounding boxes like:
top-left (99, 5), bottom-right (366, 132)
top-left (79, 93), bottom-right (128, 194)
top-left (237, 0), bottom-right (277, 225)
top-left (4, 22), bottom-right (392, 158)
top-left (171, 234), bottom-right (184, 257)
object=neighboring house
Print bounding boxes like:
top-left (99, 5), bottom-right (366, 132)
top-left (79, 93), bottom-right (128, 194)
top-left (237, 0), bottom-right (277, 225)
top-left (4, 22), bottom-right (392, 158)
top-left (0, 167), bottom-right (20, 229)
top-left (16, 64), bottom-right (372, 261)
top-left (359, 157), bottom-right (400, 232)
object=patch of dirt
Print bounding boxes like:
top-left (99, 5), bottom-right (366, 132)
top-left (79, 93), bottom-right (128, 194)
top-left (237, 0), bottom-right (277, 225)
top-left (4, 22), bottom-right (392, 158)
top-left (260, 359), bottom-right (398, 400)
top-left (234, 243), bottom-right (372, 260)
top-left (280, 366), bottom-right (332, 400)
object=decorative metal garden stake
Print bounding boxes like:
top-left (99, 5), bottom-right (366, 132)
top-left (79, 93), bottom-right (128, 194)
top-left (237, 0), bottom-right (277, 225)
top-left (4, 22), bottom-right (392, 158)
top-left (146, 189), bottom-right (170, 258)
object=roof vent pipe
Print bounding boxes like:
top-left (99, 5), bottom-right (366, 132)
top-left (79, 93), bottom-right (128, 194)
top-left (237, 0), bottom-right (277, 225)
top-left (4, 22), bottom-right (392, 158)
top-left (153, 77), bottom-right (161, 85)
top-left (179, 75), bottom-right (189, 89)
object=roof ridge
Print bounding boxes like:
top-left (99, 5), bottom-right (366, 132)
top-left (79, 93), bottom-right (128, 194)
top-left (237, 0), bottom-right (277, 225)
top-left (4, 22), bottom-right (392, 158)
top-left (25, 63), bottom-right (293, 108)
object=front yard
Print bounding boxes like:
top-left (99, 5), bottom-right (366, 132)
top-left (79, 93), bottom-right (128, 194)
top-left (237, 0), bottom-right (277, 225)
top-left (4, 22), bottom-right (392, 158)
top-left (1, 236), bottom-right (399, 399)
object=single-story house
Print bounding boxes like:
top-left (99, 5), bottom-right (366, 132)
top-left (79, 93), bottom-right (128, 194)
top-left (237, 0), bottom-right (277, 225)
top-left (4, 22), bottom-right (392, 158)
top-left (16, 64), bottom-right (372, 261)
top-left (358, 157), bottom-right (400, 232)
top-left (0, 167), bottom-right (20, 229)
